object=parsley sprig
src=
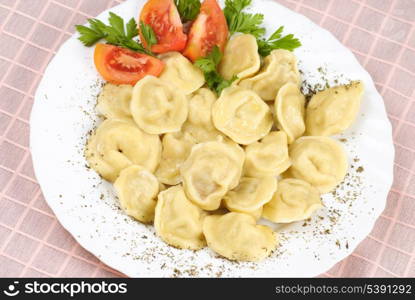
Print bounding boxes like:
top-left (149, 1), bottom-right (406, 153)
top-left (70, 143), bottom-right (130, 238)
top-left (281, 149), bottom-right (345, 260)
top-left (257, 26), bottom-right (301, 56)
top-left (224, 0), bottom-right (265, 38)
top-left (194, 46), bottom-right (237, 95)
top-left (223, 0), bottom-right (301, 55)
top-left (75, 12), bottom-right (156, 56)
top-left (175, 0), bottom-right (201, 22)
top-left (139, 21), bottom-right (158, 49)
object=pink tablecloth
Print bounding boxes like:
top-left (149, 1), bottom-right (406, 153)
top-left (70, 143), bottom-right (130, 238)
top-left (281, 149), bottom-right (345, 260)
top-left (0, 0), bottom-right (414, 278)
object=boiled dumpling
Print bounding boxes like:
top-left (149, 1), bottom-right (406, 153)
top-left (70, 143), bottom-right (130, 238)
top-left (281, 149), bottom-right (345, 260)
top-left (180, 141), bottom-right (245, 210)
top-left (186, 88), bottom-right (217, 130)
top-left (249, 207), bottom-right (263, 220)
top-left (244, 131), bottom-right (291, 177)
top-left (155, 185), bottom-right (206, 250)
top-left (285, 136), bottom-right (348, 193)
top-left (224, 177), bottom-right (277, 215)
top-left (182, 88), bottom-right (223, 142)
top-left (203, 212), bottom-right (277, 261)
top-left (306, 81), bottom-right (364, 136)
top-left (159, 52), bottom-right (205, 95)
top-left (183, 124), bottom-right (224, 143)
top-left (85, 119), bottom-right (161, 182)
top-left (212, 86), bottom-right (273, 145)
top-left (96, 83), bottom-right (133, 120)
top-left (239, 49), bottom-right (301, 101)
top-left (114, 165), bottom-right (159, 223)
top-left (274, 82), bottom-right (305, 143)
top-left (263, 178), bottom-right (322, 223)
top-left (130, 75), bottom-right (188, 134)
top-left (219, 34), bottom-right (260, 82)
top-left (155, 131), bottom-right (196, 185)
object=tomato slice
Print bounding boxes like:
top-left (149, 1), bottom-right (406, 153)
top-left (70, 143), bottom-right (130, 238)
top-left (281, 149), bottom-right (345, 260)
top-left (183, 0), bottom-right (228, 62)
top-left (93, 44), bottom-right (164, 85)
top-left (140, 0), bottom-right (187, 53)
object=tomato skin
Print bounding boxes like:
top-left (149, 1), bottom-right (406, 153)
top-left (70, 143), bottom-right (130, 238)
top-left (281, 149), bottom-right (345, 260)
top-left (94, 44), bottom-right (164, 85)
top-left (140, 0), bottom-right (187, 53)
top-left (183, 0), bottom-right (228, 62)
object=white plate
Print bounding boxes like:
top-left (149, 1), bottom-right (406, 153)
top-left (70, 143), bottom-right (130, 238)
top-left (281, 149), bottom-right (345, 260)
top-left (30, 0), bottom-right (394, 277)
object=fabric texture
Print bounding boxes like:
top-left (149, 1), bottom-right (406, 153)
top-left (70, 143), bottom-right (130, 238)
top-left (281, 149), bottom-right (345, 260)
top-left (0, 0), bottom-right (414, 277)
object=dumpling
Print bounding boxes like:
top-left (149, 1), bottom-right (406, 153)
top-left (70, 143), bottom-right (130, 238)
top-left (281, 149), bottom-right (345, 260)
top-left (183, 124), bottom-right (224, 143)
top-left (130, 75), bottom-right (188, 134)
top-left (263, 178), bottom-right (322, 223)
top-left (159, 52), bottom-right (205, 95)
top-left (96, 83), bottom-right (133, 120)
top-left (180, 141), bottom-right (245, 210)
top-left (186, 88), bottom-right (216, 129)
top-left (182, 88), bottom-right (223, 143)
top-left (306, 81), bottom-right (364, 136)
top-left (224, 177), bottom-right (277, 215)
top-left (285, 136), bottom-right (348, 193)
top-left (114, 165), bottom-right (159, 223)
top-left (155, 185), bottom-right (206, 250)
top-left (274, 82), bottom-right (305, 144)
top-left (239, 49), bottom-right (301, 101)
top-left (212, 86), bottom-right (273, 145)
top-left (249, 207), bottom-right (263, 220)
top-left (244, 131), bottom-right (291, 177)
top-left (85, 119), bottom-right (161, 182)
top-left (203, 212), bottom-right (277, 261)
top-left (155, 131), bottom-right (196, 185)
top-left (219, 34), bottom-right (260, 82)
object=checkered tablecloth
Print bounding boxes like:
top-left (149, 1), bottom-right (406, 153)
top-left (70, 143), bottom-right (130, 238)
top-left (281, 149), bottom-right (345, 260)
top-left (0, 0), bottom-right (414, 278)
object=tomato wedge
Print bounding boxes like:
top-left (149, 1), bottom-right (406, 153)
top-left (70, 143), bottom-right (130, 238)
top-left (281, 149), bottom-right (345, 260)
top-left (140, 0), bottom-right (187, 53)
top-left (183, 0), bottom-right (228, 62)
top-left (93, 44), bottom-right (164, 85)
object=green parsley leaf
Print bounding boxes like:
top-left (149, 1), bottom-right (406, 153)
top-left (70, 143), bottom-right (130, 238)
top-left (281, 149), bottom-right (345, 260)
top-left (194, 46), bottom-right (238, 95)
top-left (194, 46), bottom-right (222, 72)
top-left (75, 12), bottom-right (154, 55)
top-left (123, 39), bottom-right (151, 54)
top-left (108, 12), bottom-right (125, 36)
top-left (175, 0), bottom-right (201, 22)
top-left (257, 26), bottom-right (301, 56)
top-left (225, 0), bottom-right (251, 13)
top-left (216, 75), bottom-right (238, 94)
top-left (87, 19), bottom-right (106, 35)
top-left (139, 21), bottom-right (158, 49)
top-left (208, 45), bottom-right (223, 66)
top-left (226, 12), bottom-right (265, 38)
top-left (224, 0), bottom-right (302, 56)
top-left (269, 25), bottom-right (284, 40)
top-left (100, 25), bottom-right (122, 44)
top-left (268, 34), bottom-right (301, 51)
top-left (75, 25), bottom-right (105, 46)
top-left (126, 18), bottom-right (139, 39)
top-left (224, 0), bottom-right (265, 38)
top-left (194, 57), bottom-right (217, 73)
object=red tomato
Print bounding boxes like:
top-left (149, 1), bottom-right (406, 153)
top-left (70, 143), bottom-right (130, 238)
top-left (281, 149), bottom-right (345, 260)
top-left (183, 0), bottom-right (228, 62)
top-left (140, 0), bottom-right (187, 53)
top-left (93, 44), bottom-right (164, 85)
